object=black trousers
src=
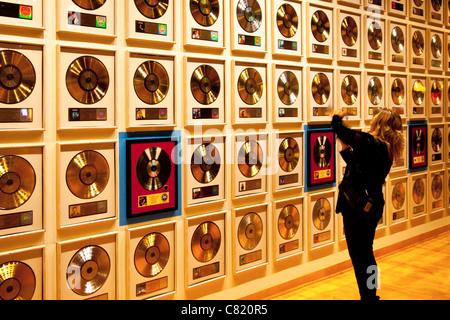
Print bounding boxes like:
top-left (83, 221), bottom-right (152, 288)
top-left (342, 208), bottom-right (383, 300)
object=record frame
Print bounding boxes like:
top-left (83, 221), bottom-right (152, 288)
top-left (428, 77), bottom-right (444, 118)
top-left (429, 123), bottom-right (444, 165)
top-left (408, 121), bottom-right (427, 170)
top-left (390, 125), bottom-right (408, 172)
top-left (336, 9), bottom-right (361, 64)
top-left (56, 0), bottom-right (116, 38)
top-left (409, 25), bottom-right (426, 70)
top-left (429, 169), bottom-right (445, 215)
top-left (272, 0), bottom-right (302, 57)
top-left (428, 0), bottom-right (444, 25)
top-left (410, 172), bottom-right (428, 219)
top-left (427, 29), bottom-right (444, 72)
top-left (0, 0), bottom-right (43, 30)
top-left (186, 211), bottom-right (226, 287)
top-left (408, 74), bottom-right (427, 120)
top-left (363, 71), bottom-right (386, 121)
top-left (306, 3), bottom-right (334, 61)
top-left (308, 190), bottom-right (335, 250)
top-left (445, 33), bottom-right (450, 73)
top-left (387, 73), bottom-right (407, 119)
top-left (387, 20), bottom-right (407, 68)
top-left (306, 67), bottom-right (334, 123)
top-left (127, 220), bottom-right (176, 299)
top-left (273, 64), bottom-right (303, 124)
top-left (363, 14), bottom-right (385, 66)
top-left (232, 203), bottom-right (268, 274)
top-left (273, 131), bottom-right (303, 191)
top-left (388, 176), bottom-right (408, 225)
top-left (337, 69), bottom-right (362, 121)
top-left (305, 127), bottom-right (336, 189)
top-left (409, 0), bottom-right (426, 22)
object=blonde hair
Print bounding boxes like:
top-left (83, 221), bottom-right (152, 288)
top-left (370, 108), bottom-right (405, 162)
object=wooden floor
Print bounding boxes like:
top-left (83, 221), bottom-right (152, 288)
top-left (270, 230), bottom-right (450, 300)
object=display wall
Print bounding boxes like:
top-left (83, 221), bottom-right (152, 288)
top-left (0, 0), bottom-right (449, 300)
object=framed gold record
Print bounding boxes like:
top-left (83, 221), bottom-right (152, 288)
top-left (409, 75), bottom-right (427, 119)
top-left (274, 131), bottom-right (303, 191)
top-left (273, 0), bottom-right (302, 56)
top-left (410, 173), bottom-right (427, 218)
top-left (409, 0), bottom-right (426, 21)
top-left (338, 69), bottom-right (361, 120)
top-left (429, 170), bottom-right (444, 214)
top-left (309, 190), bottom-right (335, 249)
top-left (364, 71), bottom-right (386, 121)
top-left (409, 25), bottom-right (426, 70)
top-left (428, 30), bottom-right (444, 72)
top-left (429, 124), bottom-right (444, 165)
top-left (388, 0), bottom-right (406, 17)
top-left (388, 73), bottom-right (407, 118)
top-left (387, 21), bottom-right (407, 68)
top-left (307, 4), bottom-right (333, 60)
top-left (273, 64), bottom-right (302, 124)
top-left (307, 67), bottom-right (334, 123)
top-left (364, 15), bottom-right (385, 65)
top-left (389, 177), bottom-right (408, 225)
top-left (428, 0), bottom-right (444, 25)
top-left (429, 77), bottom-right (444, 118)
top-left (337, 10), bottom-right (361, 63)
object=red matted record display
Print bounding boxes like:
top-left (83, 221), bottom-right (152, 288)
top-left (306, 128), bottom-right (335, 187)
top-left (409, 123), bottom-right (427, 169)
top-left (126, 138), bottom-right (178, 218)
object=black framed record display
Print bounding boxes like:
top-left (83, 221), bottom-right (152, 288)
top-left (408, 121), bottom-right (427, 170)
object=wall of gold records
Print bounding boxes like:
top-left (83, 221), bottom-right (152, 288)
top-left (0, 0), bottom-right (450, 300)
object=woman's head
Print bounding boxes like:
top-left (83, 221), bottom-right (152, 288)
top-left (369, 108), bottom-right (404, 161)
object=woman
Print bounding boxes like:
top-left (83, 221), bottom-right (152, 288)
top-left (331, 107), bottom-right (404, 300)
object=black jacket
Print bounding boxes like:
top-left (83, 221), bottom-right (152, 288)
top-left (331, 115), bottom-right (392, 215)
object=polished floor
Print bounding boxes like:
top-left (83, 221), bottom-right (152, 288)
top-left (270, 230), bottom-right (450, 300)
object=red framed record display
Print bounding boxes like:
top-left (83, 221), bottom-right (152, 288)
top-left (408, 122), bottom-right (427, 170)
top-left (306, 128), bottom-right (336, 188)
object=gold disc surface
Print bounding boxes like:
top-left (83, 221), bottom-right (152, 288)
top-left (391, 26), bottom-right (405, 54)
top-left (367, 77), bottom-right (383, 105)
top-left (391, 182), bottom-right (405, 210)
top-left (391, 78), bottom-right (405, 105)
top-left (238, 212), bottom-right (263, 250)
top-left (412, 80), bottom-right (425, 105)
top-left (190, 0), bottom-right (220, 27)
top-left (276, 3), bottom-right (298, 38)
top-left (134, 0), bottom-right (169, 19)
top-left (311, 73), bottom-right (330, 105)
top-left (237, 139), bottom-right (263, 178)
top-left (135, 146), bottom-right (171, 191)
top-left (278, 205), bottom-right (300, 240)
top-left (430, 80), bottom-right (442, 105)
top-left (431, 34), bottom-right (442, 59)
top-left (311, 10), bottom-right (330, 42)
top-left (368, 21), bottom-right (383, 50)
top-left (0, 261), bottom-right (35, 300)
top-left (277, 71), bottom-right (299, 106)
top-left (191, 64), bottom-right (221, 105)
top-left (236, 0), bottom-right (262, 33)
top-left (237, 67), bottom-right (263, 105)
top-left (413, 178), bottom-right (425, 205)
top-left (431, 128), bottom-right (442, 153)
top-left (190, 143), bottom-right (221, 184)
top-left (278, 137), bottom-right (299, 173)
top-left (341, 75), bottom-right (358, 106)
top-left (134, 232), bottom-right (170, 277)
top-left (312, 198), bottom-right (331, 231)
top-left (412, 30), bottom-right (424, 56)
top-left (431, 174), bottom-right (442, 200)
top-left (191, 221), bottom-right (221, 262)
top-left (73, 0), bottom-right (106, 10)
top-left (134, 60), bottom-right (169, 105)
top-left (341, 16), bottom-right (358, 47)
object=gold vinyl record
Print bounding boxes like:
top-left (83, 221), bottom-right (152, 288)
top-left (412, 80), bottom-right (425, 105)
top-left (312, 198), bottom-right (331, 231)
top-left (341, 75), bottom-right (358, 106)
top-left (368, 21), bottom-right (382, 50)
top-left (134, 232), bottom-right (170, 278)
top-left (66, 245), bottom-right (110, 296)
top-left (65, 56), bottom-right (109, 105)
top-left (414, 0), bottom-right (424, 5)
top-left (277, 71), bottom-right (299, 106)
top-left (238, 139), bottom-right (263, 178)
top-left (431, 0), bottom-right (442, 11)
top-left (412, 178), bottom-right (425, 205)
top-left (391, 78), bottom-right (405, 106)
top-left (0, 261), bottom-right (35, 300)
top-left (237, 67), bottom-right (264, 105)
top-left (431, 174), bottom-right (442, 200)
top-left (66, 150), bottom-right (109, 199)
top-left (191, 221), bottom-right (221, 263)
top-left (276, 3), bottom-right (298, 38)
top-left (431, 34), bottom-right (442, 59)
top-left (432, 128), bottom-right (442, 152)
top-left (0, 50), bottom-right (36, 105)
top-left (430, 81), bottom-right (442, 105)
top-left (341, 16), bottom-right (358, 47)
top-left (413, 129), bottom-right (425, 155)
top-left (190, 0), bottom-right (219, 27)
top-left (367, 77), bottom-right (383, 106)
top-left (311, 10), bottom-right (330, 43)
top-left (391, 182), bottom-right (405, 210)
top-left (136, 146), bottom-right (171, 191)
top-left (391, 26), bottom-right (405, 54)
top-left (278, 137), bottom-right (299, 172)
top-left (238, 212), bottom-right (263, 251)
top-left (191, 143), bottom-right (221, 184)
top-left (135, 0), bottom-right (169, 19)
top-left (134, 60), bottom-right (169, 105)
top-left (278, 205), bottom-right (300, 240)
top-left (236, 0), bottom-right (262, 33)
top-left (0, 155), bottom-right (35, 210)
top-left (191, 64), bottom-right (221, 105)
top-left (313, 135), bottom-right (332, 168)
top-left (73, 0), bottom-right (106, 10)
top-left (412, 30), bottom-right (424, 56)
top-left (311, 73), bottom-right (330, 105)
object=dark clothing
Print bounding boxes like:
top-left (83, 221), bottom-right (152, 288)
top-left (331, 115), bottom-right (392, 300)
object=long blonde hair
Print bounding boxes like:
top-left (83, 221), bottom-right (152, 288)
top-left (370, 108), bottom-right (405, 162)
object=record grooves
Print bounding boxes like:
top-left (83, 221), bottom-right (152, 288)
top-left (135, 232), bottom-right (170, 277)
top-left (0, 261), bottom-right (35, 300)
top-left (136, 146), bottom-right (171, 191)
top-left (190, 0), bottom-right (219, 27)
top-left (135, 0), bottom-right (169, 19)
top-left (191, 221), bottom-right (221, 262)
top-left (191, 65), bottom-right (220, 105)
top-left (236, 0), bottom-right (262, 33)
top-left (276, 3), bottom-right (298, 38)
top-left (134, 60), bottom-right (169, 105)
top-left (191, 143), bottom-right (221, 184)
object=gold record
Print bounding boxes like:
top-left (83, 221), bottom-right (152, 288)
top-left (191, 221), bottom-right (221, 262)
top-left (313, 135), bottom-right (332, 168)
top-left (276, 3), bottom-right (298, 38)
top-left (278, 137), bottom-right (299, 172)
top-left (237, 67), bottom-right (264, 105)
top-left (238, 212), bottom-right (263, 251)
top-left (236, 0), bottom-right (262, 33)
top-left (278, 205), bottom-right (300, 240)
top-left (311, 73), bottom-right (330, 105)
top-left (0, 261), bottom-right (35, 300)
top-left (66, 245), bottom-right (110, 296)
top-left (136, 146), bottom-right (171, 191)
top-left (391, 78), bottom-right (405, 105)
top-left (368, 21), bottom-right (383, 50)
top-left (431, 34), bottom-right (442, 59)
top-left (238, 139), bottom-right (263, 178)
top-left (367, 77), bottom-right (383, 106)
top-left (412, 80), bottom-right (425, 105)
top-left (341, 16), bottom-right (358, 47)
top-left (312, 198), bottom-right (331, 231)
top-left (412, 30), bottom-right (424, 56)
top-left (391, 26), bottom-right (404, 54)
top-left (277, 71), bottom-right (299, 106)
top-left (391, 182), bottom-right (405, 210)
top-left (431, 174), bottom-right (442, 200)
top-left (191, 64), bottom-right (221, 105)
top-left (134, 60), bottom-right (169, 105)
top-left (0, 50), bottom-right (36, 105)
top-left (431, 0), bottom-right (442, 11)
top-left (341, 75), bottom-right (358, 106)
top-left (0, 155), bottom-right (35, 210)
top-left (65, 56), bottom-right (109, 105)
top-left (311, 10), bottom-right (330, 43)
top-left (73, 0), bottom-right (106, 10)
top-left (412, 178), bottom-right (425, 205)
top-left (430, 80), bottom-right (442, 105)
top-left (432, 128), bottom-right (442, 152)
top-left (191, 143), bottom-right (221, 184)
top-left (135, 0), bottom-right (169, 19)
top-left (190, 0), bottom-right (219, 27)
top-left (414, 0), bottom-right (424, 6)
top-left (413, 129), bottom-right (425, 155)
top-left (66, 150), bottom-right (109, 199)
top-left (134, 232), bottom-right (170, 277)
